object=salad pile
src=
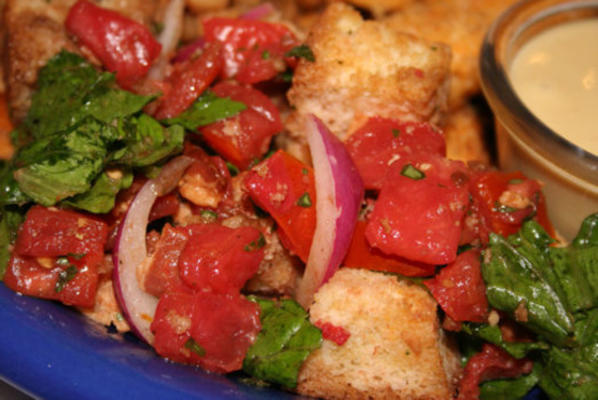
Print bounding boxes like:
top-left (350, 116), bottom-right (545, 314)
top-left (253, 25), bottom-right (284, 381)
top-left (0, 1), bottom-right (597, 399)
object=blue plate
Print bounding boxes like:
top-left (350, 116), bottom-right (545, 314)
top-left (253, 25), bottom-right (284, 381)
top-left (0, 283), bottom-right (546, 400)
top-left (0, 284), bottom-right (301, 400)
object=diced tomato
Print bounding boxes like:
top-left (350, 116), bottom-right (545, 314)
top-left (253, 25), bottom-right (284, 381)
top-left (190, 292), bottom-right (261, 373)
top-left (149, 194), bottom-right (180, 222)
top-left (343, 220), bottom-right (436, 276)
top-left (346, 117), bottom-right (446, 190)
top-left (65, 0), bottom-right (161, 89)
top-left (458, 344), bottom-right (533, 400)
top-left (244, 150), bottom-right (316, 262)
top-left (14, 206), bottom-right (108, 257)
top-left (154, 43), bottom-right (223, 119)
top-left (424, 249), bottom-right (488, 322)
top-left (151, 290), bottom-right (261, 373)
top-left (468, 170), bottom-right (555, 243)
top-left (314, 320), bottom-right (351, 346)
top-left (151, 289), bottom-right (198, 364)
top-left (365, 156), bottom-right (470, 265)
top-left (178, 223), bottom-right (264, 294)
top-left (144, 225), bottom-right (188, 298)
top-left (4, 253), bottom-right (100, 308)
top-left (0, 95), bottom-right (14, 159)
top-left (178, 142), bottom-right (232, 208)
top-left (200, 82), bottom-right (283, 169)
top-left (203, 17), bottom-right (298, 84)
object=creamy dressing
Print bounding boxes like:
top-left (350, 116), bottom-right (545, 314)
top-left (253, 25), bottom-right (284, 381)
top-left (509, 19), bottom-right (598, 155)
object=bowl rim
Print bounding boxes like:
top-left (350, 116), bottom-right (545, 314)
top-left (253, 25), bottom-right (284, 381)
top-left (479, 0), bottom-right (598, 184)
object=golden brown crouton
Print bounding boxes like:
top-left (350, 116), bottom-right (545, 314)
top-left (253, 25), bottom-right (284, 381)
top-left (335, 0), bottom-right (417, 18)
top-left (2, 0), bottom-right (159, 122)
top-left (444, 103), bottom-right (492, 164)
top-left (297, 268), bottom-right (461, 400)
top-left (286, 2), bottom-right (451, 143)
top-left (384, 0), bottom-right (517, 109)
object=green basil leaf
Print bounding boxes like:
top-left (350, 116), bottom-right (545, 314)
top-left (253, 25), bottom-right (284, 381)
top-left (162, 90), bottom-right (246, 130)
top-left (462, 323), bottom-right (549, 359)
top-left (63, 170), bottom-right (133, 213)
top-left (480, 363), bottom-right (541, 400)
top-left (243, 297), bottom-right (322, 388)
top-left (0, 206), bottom-right (25, 279)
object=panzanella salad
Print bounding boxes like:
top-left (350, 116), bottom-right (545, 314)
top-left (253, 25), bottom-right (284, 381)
top-left (0, 1), bottom-right (597, 399)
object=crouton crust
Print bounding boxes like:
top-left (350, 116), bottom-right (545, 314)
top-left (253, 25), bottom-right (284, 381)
top-left (297, 268), bottom-right (461, 400)
top-left (384, 0), bottom-right (517, 109)
top-left (286, 2), bottom-right (451, 142)
top-left (444, 103), bottom-right (491, 164)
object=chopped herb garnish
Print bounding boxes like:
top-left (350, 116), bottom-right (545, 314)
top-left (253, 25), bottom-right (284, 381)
top-left (184, 338), bottom-right (206, 357)
top-left (200, 210), bottom-right (218, 221)
top-left (296, 192), bottom-right (312, 207)
top-left (55, 266), bottom-right (78, 293)
top-left (67, 252), bottom-right (86, 260)
top-left (244, 233), bottom-right (266, 252)
top-left (261, 50), bottom-right (270, 60)
top-left (279, 70), bottom-right (294, 82)
top-left (56, 257), bottom-right (71, 267)
top-left (227, 162), bottom-right (240, 176)
top-left (392, 128), bottom-right (400, 138)
top-left (301, 168), bottom-right (309, 175)
top-left (509, 178), bottom-right (524, 185)
top-left (285, 45), bottom-right (315, 62)
top-left (400, 164), bottom-right (425, 180)
top-left (494, 201), bottom-right (520, 213)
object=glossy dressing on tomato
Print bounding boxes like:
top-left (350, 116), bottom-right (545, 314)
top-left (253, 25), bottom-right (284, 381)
top-left (509, 19), bottom-right (598, 155)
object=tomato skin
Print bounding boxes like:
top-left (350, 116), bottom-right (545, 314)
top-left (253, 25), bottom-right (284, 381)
top-left (244, 150), bottom-right (316, 262)
top-left (144, 225), bottom-right (188, 298)
top-left (424, 249), bottom-right (488, 322)
top-left (468, 171), bottom-right (555, 243)
top-left (365, 156), bottom-right (470, 265)
top-left (346, 117), bottom-right (446, 190)
top-left (65, 0), bottom-right (161, 89)
top-left (458, 344), bottom-right (533, 400)
top-left (200, 82), bottom-right (282, 169)
top-left (203, 17), bottom-right (298, 84)
top-left (154, 43), bottom-right (223, 119)
top-left (151, 289), bottom-right (261, 373)
top-left (178, 224), bottom-right (264, 294)
top-left (14, 206), bottom-right (108, 257)
top-left (343, 220), bottom-right (436, 277)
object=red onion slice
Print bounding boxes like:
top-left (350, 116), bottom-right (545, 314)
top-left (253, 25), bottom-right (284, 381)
top-left (148, 0), bottom-right (185, 80)
top-left (296, 115), bottom-right (364, 308)
top-left (240, 3), bottom-right (275, 20)
top-left (113, 156), bottom-right (193, 344)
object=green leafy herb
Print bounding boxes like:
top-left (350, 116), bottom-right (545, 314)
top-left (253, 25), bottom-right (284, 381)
top-left (494, 201), bottom-right (520, 213)
top-left (296, 192), bottom-right (312, 208)
top-left (462, 323), bottom-right (549, 359)
top-left (392, 128), bottom-right (400, 138)
top-left (261, 50), bottom-right (270, 60)
top-left (301, 168), bottom-right (308, 175)
top-left (184, 338), bottom-right (206, 357)
top-left (0, 206), bottom-right (25, 279)
top-left (55, 265), bottom-right (78, 293)
top-left (285, 45), bottom-right (315, 62)
top-left (480, 363), bottom-right (541, 400)
top-left (244, 233), bottom-right (266, 252)
top-left (400, 164), bottom-right (425, 180)
top-left (162, 90), bottom-right (246, 130)
top-left (63, 170), bottom-right (133, 213)
top-left (243, 297), bottom-right (322, 388)
top-left (200, 209), bottom-right (218, 221)
top-left (226, 162), bottom-right (240, 177)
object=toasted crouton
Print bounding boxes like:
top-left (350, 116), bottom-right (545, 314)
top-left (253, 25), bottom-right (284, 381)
top-left (444, 103), bottom-right (492, 164)
top-left (2, 0), bottom-right (160, 122)
top-left (286, 2), bottom-right (451, 143)
top-left (384, 0), bottom-right (517, 109)
top-left (297, 268), bottom-right (461, 400)
top-left (335, 0), bottom-right (417, 18)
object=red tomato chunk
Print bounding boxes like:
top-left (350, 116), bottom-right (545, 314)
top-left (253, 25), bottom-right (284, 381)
top-left (346, 117), bottom-right (446, 190)
top-left (5, 206), bottom-right (108, 308)
top-left (200, 82), bottom-right (283, 169)
top-left (244, 150), bottom-right (316, 262)
top-left (424, 249), bottom-right (488, 323)
top-left (458, 344), bottom-right (533, 400)
top-left (65, 0), bottom-right (161, 89)
top-left (203, 17), bottom-right (298, 84)
top-left (151, 289), bottom-right (261, 373)
top-left (365, 156), bottom-right (469, 265)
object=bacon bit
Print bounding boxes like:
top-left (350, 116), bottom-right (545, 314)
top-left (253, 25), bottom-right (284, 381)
top-left (315, 320), bottom-right (350, 346)
top-left (514, 301), bottom-right (529, 323)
